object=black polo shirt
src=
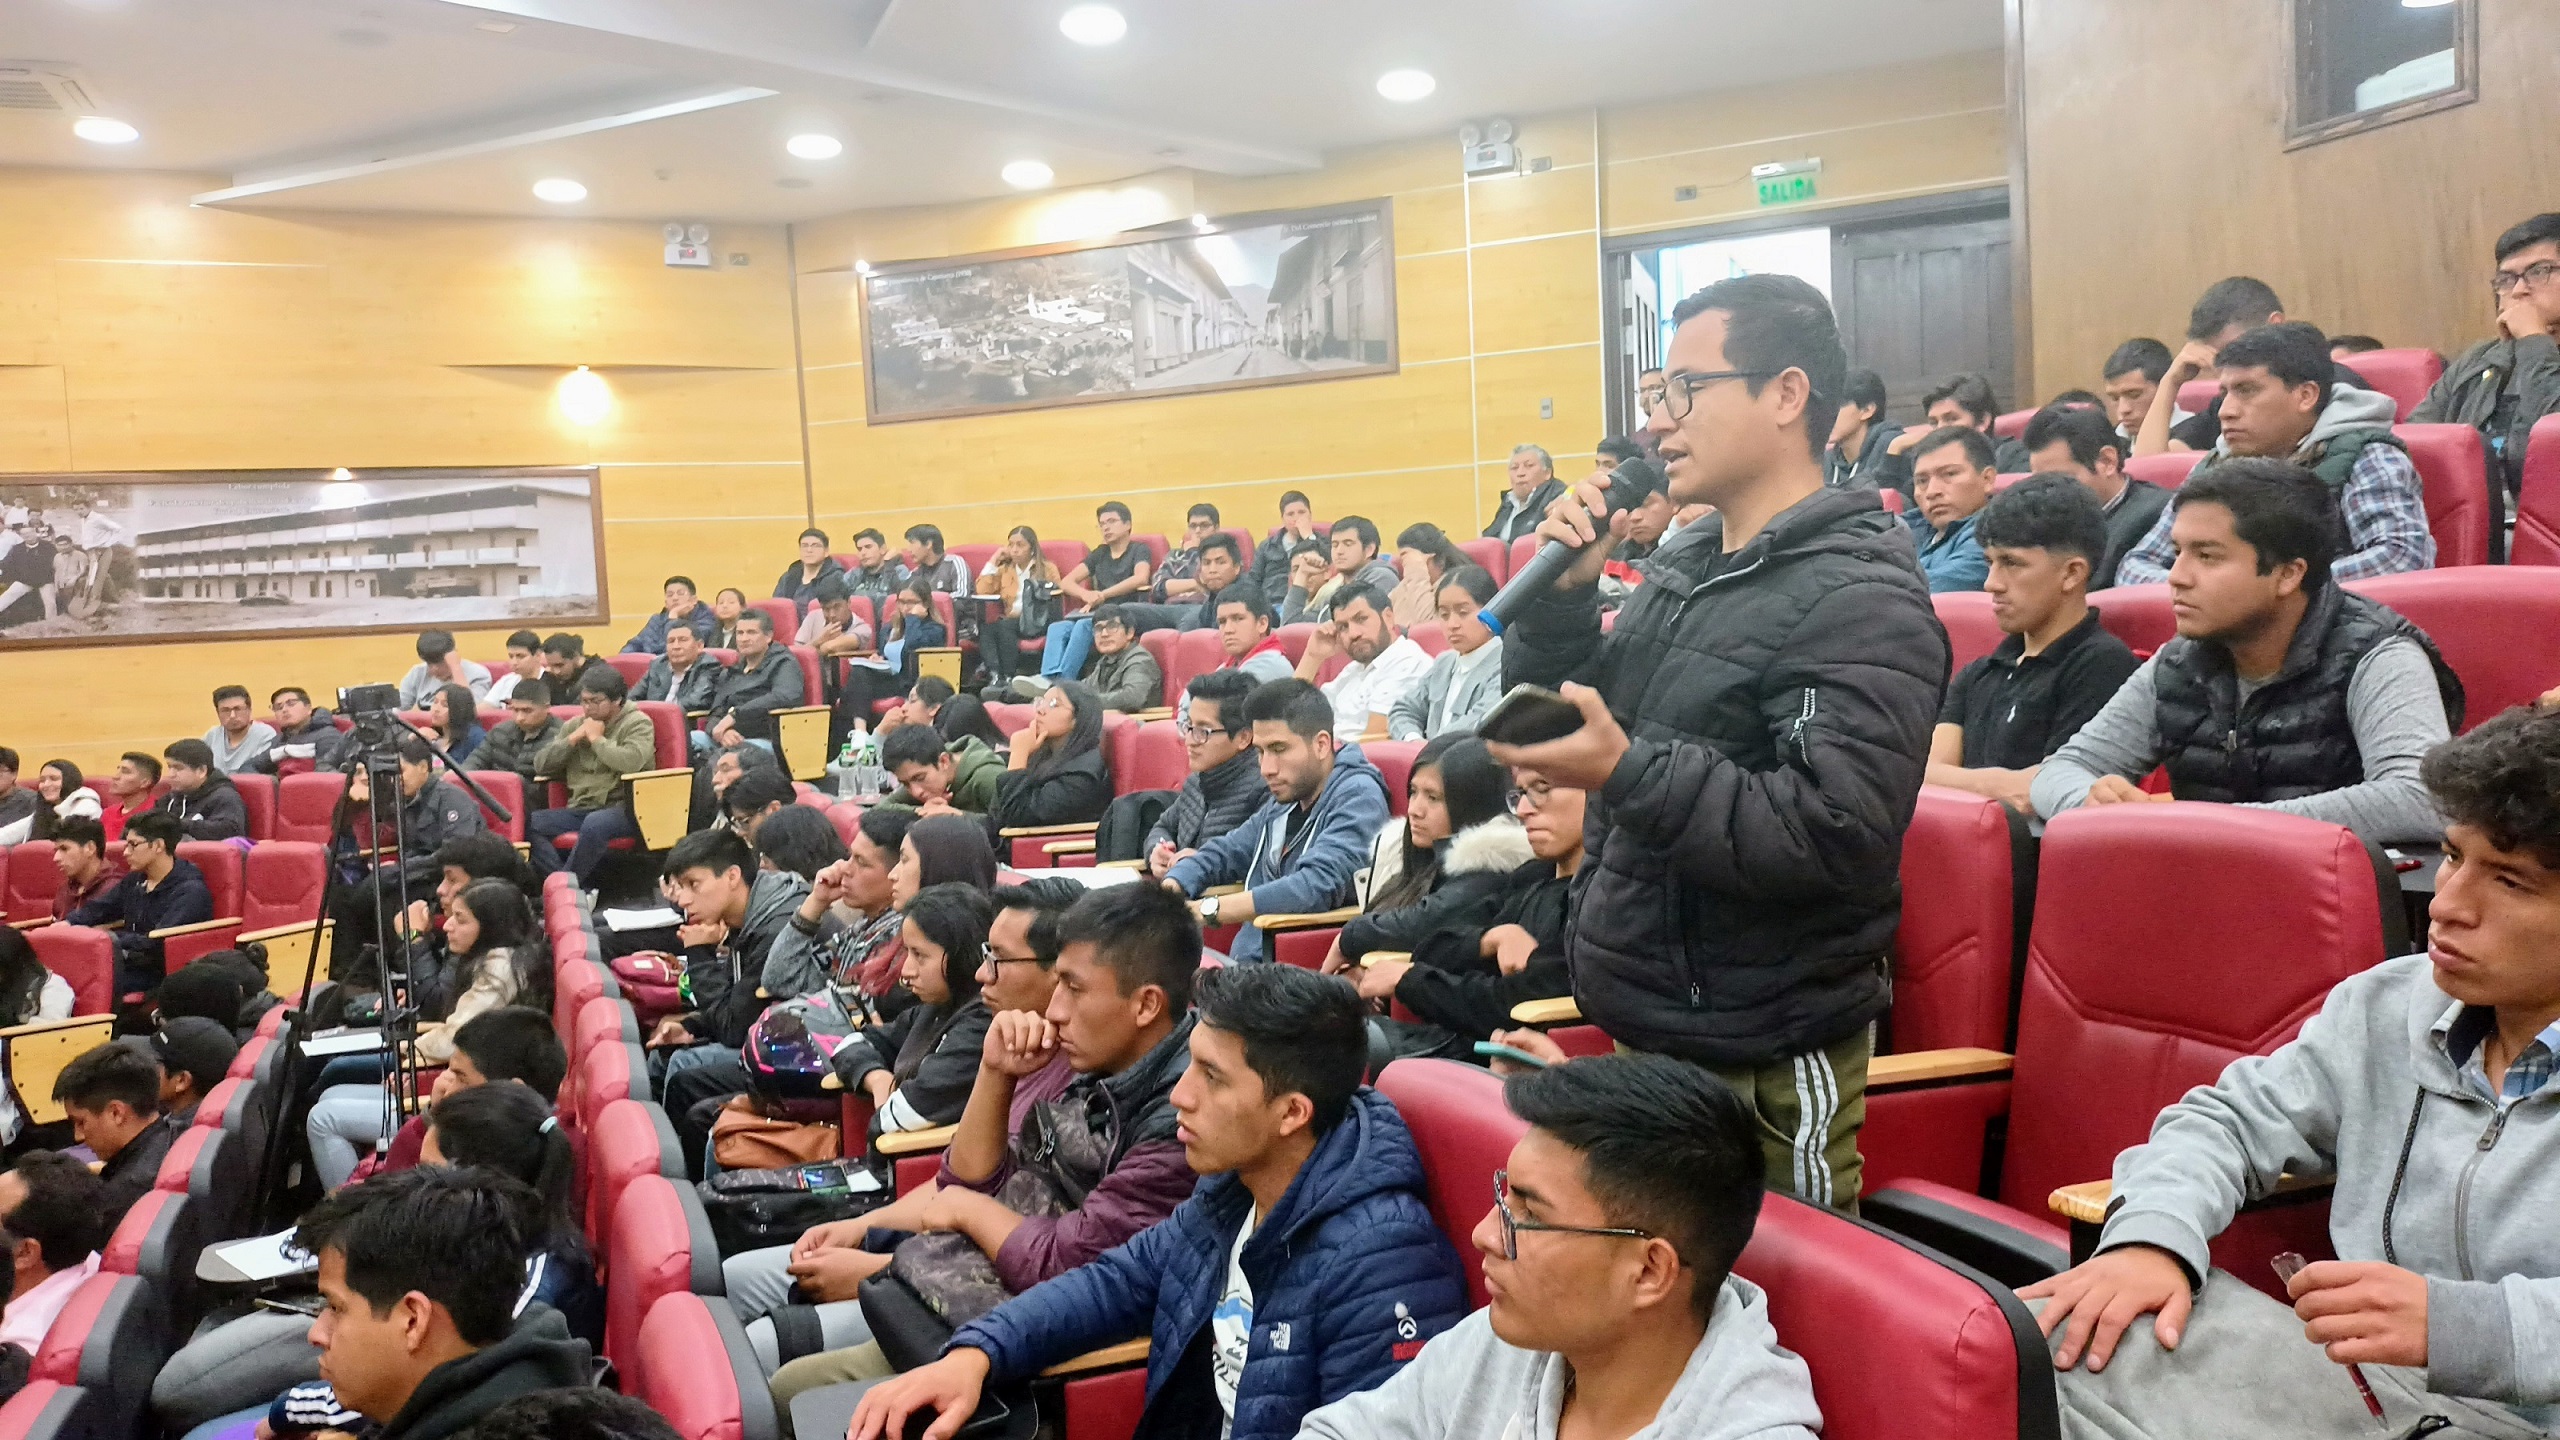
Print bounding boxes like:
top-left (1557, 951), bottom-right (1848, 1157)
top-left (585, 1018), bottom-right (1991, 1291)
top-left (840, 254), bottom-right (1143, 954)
top-left (1084, 542), bottom-right (1144, 595)
top-left (1939, 607), bottom-right (2141, 769)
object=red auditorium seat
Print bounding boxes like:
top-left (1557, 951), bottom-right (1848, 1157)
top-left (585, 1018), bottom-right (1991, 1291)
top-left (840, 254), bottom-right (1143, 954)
top-left (1362, 741), bottom-right (1420, 820)
top-left (606, 654), bottom-right (654, 687)
top-left (2175, 378), bottom-right (2219, 414)
top-left (465, 771), bottom-right (528, 841)
top-left (1864, 806), bottom-right (2401, 1288)
top-left (554, 958), bottom-right (615, 1049)
top-left (1991, 407), bottom-right (2034, 440)
top-left (585, 1098), bottom-right (686, 1250)
top-left (1038, 537), bottom-right (1088, 579)
top-left (985, 702), bottom-right (1032, 737)
top-left (1736, 1195), bottom-right (2059, 1440)
top-left (604, 1173), bottom-right (724, 1372)
top-left (227, 1034), bottom-right (280, 1085)
top-left (1992, 472), bottom-right (2029, 492)
top-left (26, 927), bottom-right (110, 1014)
top-left (784, 643), bottom-right (825, 712)
top-left (1885, 788), bottom-right (2030, 1056)
top-left (2513, 414), bottom-right (2560, 567)
top-left (1137, 631), bottom-right (1180, 706)
top-left (0, 1381), bottom-right (89, 1440)
top-left (231, 775), bottom-right (276, 842)
top-left (1124, 720), bottom-right (1186, 794)
top-left (175, 842), bottom-right (243, 920)
top-left (1457, 536), bottom-right (1508, 582)
top-left (1931, 592), bottom-right (2006, 676)
top-left (574, 995), bottom-right (641, 1068)
top-left (1101, 711), bottom-right (1139, 787)
top-left (1507, 534), bottom-right (1538, 582)
top-left (2394, 423), bottom-right (2494, 566)
top-left (949, 543), bottom-right (999, 581)
top-left (165, 840), bottom-right (331, 971)
top-left (1132, 533), bottom-right (1169, 570)
top-left (2339, 348), bottom-right (2443, 421)
top-left (102, 1188), bottom-right (201, 1328)
top-left (634, 1292), bottom-right (781, 1440)
top-left (576, 1039), bottom-right (651, 1135)
top-left (1166, 630), bottom-right (1227, 703)
top-left (1271, 623), bottom-right (1312, 666)
top-left (1373, 1058), bottom-right (1527, 1308)
top-left (2349, 567), bottom-right (2560, 730)
top-left (155, 1125), bottom-right (252, 1241)
top-left (749, 598), bottom-right (798, 641)
top-left (272, 772), bottom-right (348, 845)
top-left (2123, 450), bottom-right (2205, 491)
top-left (2090, 583), bottom-right (2176, 656)
top-left (5, 844), bottom-right (63, 924)
top-left (822, 802), bottom-right (860, 846)
top-left (1877, 488), bottom-right (1906, 514)
top-left (1408, 621), bottom-right (1449, 657)
top-left (30, 1273), bottom-right (166, 1440)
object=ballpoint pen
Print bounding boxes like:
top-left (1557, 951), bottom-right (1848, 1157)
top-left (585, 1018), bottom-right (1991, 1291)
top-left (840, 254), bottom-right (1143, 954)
top-left (2271, 1251), bottom-right (2388, 1428)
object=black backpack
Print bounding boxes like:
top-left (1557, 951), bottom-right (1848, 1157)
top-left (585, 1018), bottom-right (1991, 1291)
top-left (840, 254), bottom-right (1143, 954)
top-left (1092, 789), bottom-right (1175, 863)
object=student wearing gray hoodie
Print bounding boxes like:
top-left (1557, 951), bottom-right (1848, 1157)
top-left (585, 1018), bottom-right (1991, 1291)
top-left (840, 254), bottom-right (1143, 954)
top-left (2025, 705), bottom-right (2560, 1440)
top-left (1296, 1054), bottom-right (1821, 1440)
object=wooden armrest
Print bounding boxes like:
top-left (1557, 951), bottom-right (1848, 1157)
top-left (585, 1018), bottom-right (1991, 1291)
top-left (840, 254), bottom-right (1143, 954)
top-left (875, 1123), bottom-right (959, 1156)
top-left (7, 918), bottom-right (53, 931)
top-left (773, 704), bottom-right (829, 715)
top-left (618, 767), bottom-right (696, 782)
top-left (1252, 906), bottom-right (1361, 932)
top-left (235, 919), bottom-right (320, 944)
top-left (998, 822), bottom-right (1100, 838)
top-left (685, 710), bottom-right (709, 720)
top-left (1092, 859), bottom-right (1144, 871)
top-left (1868, 1048), bottom-right (2014, 1086)
top-left (819, 1070), bottom-right (844, 1091)
top-left (1044, 839), bottom-right (1097, 856)
top-left (1358, 951), bottom-right (1410, 969)
top-left (1510, 996), bottom-right (1581, 1025)
top-left (1039, 1338), bottom-right (1150, 1378)
top-left (2049, 1171), bottom-right (2326, 1226)
top-left (150, 916), bottom-right (243, 940)
top-left (1128, 708), bottom-right (1172, 723)
top-left (0, 1014), bottom-right (115, 1042)
top-left (1203, 884), bottom-right (1243, 898)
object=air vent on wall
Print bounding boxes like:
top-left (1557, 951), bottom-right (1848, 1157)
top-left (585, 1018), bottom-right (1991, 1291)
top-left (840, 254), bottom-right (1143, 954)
top-left (0, 64), bottom-right (102, 113)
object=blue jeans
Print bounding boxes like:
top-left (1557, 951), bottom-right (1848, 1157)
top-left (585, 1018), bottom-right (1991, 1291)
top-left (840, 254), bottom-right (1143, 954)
top-left (1040, 617), bottom-right (1095, 681)
top-left (529, 806), bottom-right (639, 885)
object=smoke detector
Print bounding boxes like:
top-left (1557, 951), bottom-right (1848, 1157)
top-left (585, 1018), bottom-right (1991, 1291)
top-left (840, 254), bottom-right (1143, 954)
top-left (0, 63), bottom-right (103, 114)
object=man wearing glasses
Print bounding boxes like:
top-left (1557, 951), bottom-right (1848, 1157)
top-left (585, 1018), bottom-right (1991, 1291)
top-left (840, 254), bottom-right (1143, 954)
top-left (1298, 1054), bottom-right (1821, 1440)
top-left (1487, 272), bottom-right (1943, 1211)
top-left (1144, 670), bottom-right (1267, 877)
top-left (2412, 211), bottom-right (2560, 502)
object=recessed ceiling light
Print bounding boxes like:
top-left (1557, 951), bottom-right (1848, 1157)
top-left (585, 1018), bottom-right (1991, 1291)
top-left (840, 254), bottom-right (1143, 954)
top-left (1376, 69), bottom-right (1436, 103)
top-left (854, 260), bottom-right (873, 276)
top-left (2401, 0), bottom-right (2456, 7)
top-left (328, 467), bottom-right (355, 482)
top-left (1001, 160), bottom-right (1055, 190)
top-left (1058, 5), bottom-right (1127, 45)
top-left (475, 19), bottom-right (518, 32)
top-left (532, 177), bottom-right (587, 204)
top-left (557, 366), bottom-right (613, 426)
top-left (73, 116), bottom-right (138, 145)
top-left (1192, 213), bottom-right (1211, 229)
top-left (786, 134), bottom-right (843, 160)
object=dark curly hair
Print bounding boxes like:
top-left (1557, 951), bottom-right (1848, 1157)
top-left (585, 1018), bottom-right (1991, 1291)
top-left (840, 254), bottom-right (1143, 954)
top-left (2422, 705), bottom-right (2560, 870)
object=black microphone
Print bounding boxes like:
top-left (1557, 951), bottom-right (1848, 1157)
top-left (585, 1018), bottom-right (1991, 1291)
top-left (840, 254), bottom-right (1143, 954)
top-left (1480, 461), bottom-right (1660, 636)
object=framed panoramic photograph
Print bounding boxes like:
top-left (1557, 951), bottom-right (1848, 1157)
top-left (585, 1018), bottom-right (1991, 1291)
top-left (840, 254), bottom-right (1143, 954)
top-left (0, 465), bottom-right (606, 651)
top-left (861, 198), bottom-right (1397, 423)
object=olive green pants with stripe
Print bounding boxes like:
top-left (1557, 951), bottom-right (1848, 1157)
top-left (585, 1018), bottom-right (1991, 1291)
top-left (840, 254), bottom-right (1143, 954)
top-left (1700, 1026), bottom-right (1871, 1213)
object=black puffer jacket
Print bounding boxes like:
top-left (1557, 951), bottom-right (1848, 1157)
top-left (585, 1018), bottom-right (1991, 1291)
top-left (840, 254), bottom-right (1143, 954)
top-left (1505, 486), bottom-right (1946, 1067)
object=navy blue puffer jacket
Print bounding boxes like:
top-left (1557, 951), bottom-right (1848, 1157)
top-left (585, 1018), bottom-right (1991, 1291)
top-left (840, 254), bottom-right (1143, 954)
top-left (950, 1088), bottom-right (1468, 1440)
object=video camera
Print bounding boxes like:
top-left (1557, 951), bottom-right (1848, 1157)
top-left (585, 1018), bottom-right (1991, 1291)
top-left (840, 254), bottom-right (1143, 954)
top-left (336, 682), bottom-right (407, 754)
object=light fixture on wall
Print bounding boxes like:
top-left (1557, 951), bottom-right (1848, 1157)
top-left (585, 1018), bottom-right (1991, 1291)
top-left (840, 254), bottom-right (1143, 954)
top-left (786, 133), bottom-right (843, 159)
top-left (73, 115), bottom-right (138, 144)
top-left (1001, 159), bottom-right (1055, 189)
top-left (2400, 0), bottom-right (2456, 7)
top-left (532, 177), bottom-right (587, 203)
top-left (1058, 5), bottom-right (1126, 45)
top-left (854, 259), bottom-right (873, 275)
top-left (318, 470), bottom-right (368, 507)
top-left (1376, 69), bottom-right (1436, 103)
top-left (556, 365), bottom-right (614, 425)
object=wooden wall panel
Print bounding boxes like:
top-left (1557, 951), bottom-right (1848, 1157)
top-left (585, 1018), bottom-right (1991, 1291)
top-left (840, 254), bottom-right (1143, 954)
top-left (2019, 0), bottom-right (2560, 397)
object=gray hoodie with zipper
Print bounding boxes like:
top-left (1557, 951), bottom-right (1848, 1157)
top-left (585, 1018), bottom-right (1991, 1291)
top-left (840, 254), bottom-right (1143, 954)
top-left (1295, 1276), bottom-right (1820, 1440)
top-left (2100, 953), bottom-right (2560, 1424)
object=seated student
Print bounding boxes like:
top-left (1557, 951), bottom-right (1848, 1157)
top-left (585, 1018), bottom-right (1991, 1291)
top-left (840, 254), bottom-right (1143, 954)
top-left (1209, 588), bottom-right (1293, 690)
top-left (0, 929), bottom-right (73, 1123)
top-left (1390, 566), bottom-right (1506, 743)
top-left (797, 575), bottom-right (874, 666)
top-left (763, 806), bottom-right (917, 1007)
top-left (892, 523), bottom-right (973, 601)
top-left (776, 526), bottom-right (849, 615)
top-left (203, 684), bottom-right (279, 775)
top-left (874, 674), bottom-right (956, 741)
top-left (1299, 582), bottom-right (1433, 742)
top-left (157, 737), bottom-right (247, 841)
top-left (2116, 322), bottom-right (2432, 586)
top-left (709, 587), bottom-right (751, 650)
top-left (1151, 503), bottom-right (1222, 608)
top-left (528, 668), bottom-right (656, 884)
top-left (1144, 671), bottom-right (1267, 878)
top-left (644, 830), bottom-right (809, 1090)
top-left (415, 1080), bottom-right (600, 1348)
top-left (721, 767), bottom-right (796, 846)
top-left (1297, 1053), bottom-right (1820, 1440)
top-left (725, 882), bottom-right (1203, 1392)
top-left (2022, 704), bottom-right (2560, 1440)
top-left (851, 964), bottom-right (1471, 1440)
top-left (99, 749), bottom-right (157, 843)
top-left (1284, 515), bottom-right (1401, 625)
top-left (459, 1389), bottom-right (683, 1440)
top-left (989, 682), bottom-right (1112, 833)
top-left (843, 528), bottom-right (903, 616)
top-left (1076, 605), bottom-right (1164, 713)
top-left (2329, 333), bottom-right (2386, 359)
top-left (2134, 275), bottom-right (2343, 459)
top-left (1485, 446), bottom-right (1568, 545)
top-left (1926, 477), bottom-right (2141, 814)
top-left (68, 811), bottom-right (212, 998)
top-left (419, 681), bottom-right (486, 761)
top-left (148, 1016), bottom-right (238, 1129)
top-left (1902, 426), bottom-right (1999, 593)
top-left (290, 1168), bottom-right (594, 1440)
top-left (2031, 462), bottom-right (2459, 844)
top-left (622, 573), bottom-right (718, 655)
top-left (816, 882), bottom-right (997, 1159)
top-left (1165, 679), bottom-right (1391, 963)
top-left (1368, 771), bottom-right (1584, 1062)
top-left (1112, 529), bottom-right (1252, 639)
top-left (467, 677), bottom-right (561, 778)
top-left (52, 1040), bottom-right (179, 1228)
top-left (836, 579), bottom-right (951, 726)
top-left (326, 735), bottom-right (489, 978)
top-left (2102, 337), bottom-right (2175, 449)
top-left (2413, 211), bottom-right (2560, 500)
top-left (1594, 434), bottom-right (1645, 472)
top-left (1032, 502), bottom-right (1155, 683)
top-left (1326, 733), bottom-right (1526, 969)
top-left (0, 1153), bottom-right (105, 1357)
top-left (1254, 491), bottom-right (1325, 607)
top-left (2024, 403), bottom-right (2172, 591)
top-left (977, 525), bottom-right (1065, 688)
top-left (1822, 368), bottom-right (1894, 489)
top-left (633, 620), bottom-right (725, 713)
top-left (1388, 522), bottom-right (1469, 629)
top-left (1599, 459), bottom-right (1677, 606)
top-left (879, 723), bottom-right (1003, 818)
top-left (27, 758), bottom-right (101, 842)
top-left (483, 629), bottom-right (545, 705)
top-left (47, 815), bottom-right (114, 919)
top-left (252, 686), bottom-right (350, 775)
top-left (698, 609), bottom-right (804, 757)
top-left (397, 629), bottom-right (493, 709)
top-left (539, 631), bottom-right (616, 699)
top-left (1875, 371), bottom-right (2034, 493)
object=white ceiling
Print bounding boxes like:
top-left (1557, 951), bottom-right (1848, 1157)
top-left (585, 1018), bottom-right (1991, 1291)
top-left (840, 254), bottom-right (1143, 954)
top-left (1, 0), bottom-right (2002, 222)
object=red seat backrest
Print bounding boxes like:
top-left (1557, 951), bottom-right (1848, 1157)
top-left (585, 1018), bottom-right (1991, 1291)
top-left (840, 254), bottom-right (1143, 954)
top-left (1990, 407), bottom-right (2034, 440)
top-left (823, 802), bottom-right (861, 847)
top-left (5, 844), bottom-right (63, 923)
top-left (575, 995), bottom-right (640, 1068)
top-left (1931, 592), bottom-right (2006, 679)
top-left (2395, 423), bottom-right (2492, 567)
top-left (604, 1174), bottom-right (721, 1371)
top-left (630, 701), bottom-right (688, 769)
top-left (555, 959), bottom-right (610, 1046)
top-left (2002, 806), bottom-right (2393, 1216)
top-left (2175, 378), bottom-right (2220, 414)
top-left (784, 644), bottom-right (824, 709)
top-left (749, 598), bottom-right (798, 641)
top-left (2513, 415), bottom-right (2560, 567)
top-left (1272, 624), bottom-right (1313, 666)
top-left (606, 654), bottom-right (653, 687)
top-left (1735, 1196), bottom-right (2044, 1440)
top-left (228, 1035), bottom-right (271, 1080)
top-left (1408, 621), bottom-right (1449, 657)
top-left (577, 1040), bottom-right (647, 1134)
top-left (1992, 471), bottom-right (2029, 492)
top-left (985, 703), bottom-right (1032, 737)
top-left (949, 543), bottom-right (999, 581)
top-left (1139, 630), bottom-right (1181, 706)
top-left (1101, 711), bottom-right (1138, 790)
top-left (2123, 451), bottom-right (2205, 491)
top-left (464, 771), bottom-right (528, 841)
top-left (1039, 538), bottom-right (1088, 579)
top-left (27, 926), bottom-right (110, 1014)
top-left (930, 589), bottom-right (959, 642)
top-left (102, 1188), bottom-right (181, 1276)
top-left (2091, 583), bottom-right (2176, 656)
top-left (1507, 534), bottom-right (1538, 581)
top-left (1169, 631), bottom-right (1227, 702)
top-left (2348, 567), bottom-right (2560, 731)
top-left (242, 841), bottom-right (328, 931)
top-left (231, 776), bottom-right (276, 842)
top-left (1457, 537), bottom-right (1508, 583)
top-left (1133, 533), bottom-right (1169, 570)
top-left (273, 772), bottom-right (348, 846)
top-left (586, 1098), bottom-right (684, 1247)
top-left (1375, 1059), bottom-right (1526, 1309)
top-left (1877, 488), bottom-right (1906, 514)
top-left (154, 1125), bottom-right (219, 1193)
top-left (1128, 721), bottom-right (1187, 793)
top-left (1890, 788), bottom-right (2026, 1055)
top-left (0, 1381), bottom-right (86, 1440)
top-left (635, 1292), bottom-right (781, 1440)
top-left (2340, 348), bottom-right (2443, 421)
top-left (1362, 740), bottom-right (1420, 819)
top-left (177, 842), bottom-right (243, 918)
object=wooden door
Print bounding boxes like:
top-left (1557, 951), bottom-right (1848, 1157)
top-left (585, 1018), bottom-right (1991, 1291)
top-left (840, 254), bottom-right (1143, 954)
top-left (1832, 212), bottom-right (2014, 425)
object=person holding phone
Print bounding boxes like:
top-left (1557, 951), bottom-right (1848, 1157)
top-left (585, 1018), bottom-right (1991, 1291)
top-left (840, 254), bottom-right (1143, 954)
top-left (1486, 273), bottom-right (1944, 1211)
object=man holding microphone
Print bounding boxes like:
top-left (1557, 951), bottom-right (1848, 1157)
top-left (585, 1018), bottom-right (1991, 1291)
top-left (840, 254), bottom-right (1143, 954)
top-left (1484, 273), bottom-right (1945, 1209)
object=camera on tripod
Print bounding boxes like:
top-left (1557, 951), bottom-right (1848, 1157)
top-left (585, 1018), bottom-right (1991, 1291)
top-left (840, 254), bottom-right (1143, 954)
top-left (337, 682), bottom-right (405, 753)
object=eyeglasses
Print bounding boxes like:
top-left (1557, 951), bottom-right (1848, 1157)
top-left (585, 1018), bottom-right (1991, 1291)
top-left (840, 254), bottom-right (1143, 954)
top-left (1505, 781), bottom-right (1558, 814)
top-left (1175, 717), bottom-right (1236, 743)
top-left (979, 943), bottom-right (1048, 969)
top-left (1637, 381), bottom-right (1668, 412)
top-left (2492, 261), bottom-right (2560, 296)
top-left (1648, 368), bottom-right (1786, 422)
top-left (1491, 1170), bottom-right (1656, 1261)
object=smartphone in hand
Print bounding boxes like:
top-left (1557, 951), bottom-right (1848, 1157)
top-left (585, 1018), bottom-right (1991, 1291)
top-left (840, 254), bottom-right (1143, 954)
top-left (1477, 685), bottom-right (1586, 747)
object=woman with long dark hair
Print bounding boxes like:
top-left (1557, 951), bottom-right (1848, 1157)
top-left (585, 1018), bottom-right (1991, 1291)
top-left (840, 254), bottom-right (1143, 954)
top-left (424, 681), bottom-right (485, 759)
top-left (28, 760), bottom-right (99, 841)
top-left (838, 882), bottom-right (995, 1153)
top-left (413, 878), bottom-right (548, 1063)
top-left (835, 578), bottom-right (950, 728)
top-left (1389, 565), bottom-right (1507, 741)
top-left (753, 804), bottom-right (848, 884)
top-left (1389, 522), bottom-right (1471, 628)
top-left (976, 525), bottom-right (1062, 685)
top-left (0, 928), bottom-right (72, 1147)
top-left (1327, 733), bottom-right (1528, 970)
top-left (989, 681), bottom-right (1110, 832)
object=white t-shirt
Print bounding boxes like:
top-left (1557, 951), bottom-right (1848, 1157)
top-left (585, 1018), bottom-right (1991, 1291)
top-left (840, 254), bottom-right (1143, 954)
top-left (1321, 634), bottom-right (1433, 739)
top-left (1211, 1209), bottom-right (1258, 1437)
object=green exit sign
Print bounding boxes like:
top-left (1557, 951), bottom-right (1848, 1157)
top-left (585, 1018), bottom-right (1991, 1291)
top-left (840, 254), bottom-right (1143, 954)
top-left (1756, 172), bottom-right (1816, 207)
